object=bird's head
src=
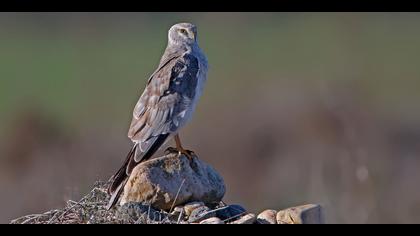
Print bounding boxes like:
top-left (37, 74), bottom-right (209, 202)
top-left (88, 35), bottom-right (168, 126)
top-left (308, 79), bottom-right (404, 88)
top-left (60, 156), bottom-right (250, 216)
top-left (168, 23), bottom-right (198, 46)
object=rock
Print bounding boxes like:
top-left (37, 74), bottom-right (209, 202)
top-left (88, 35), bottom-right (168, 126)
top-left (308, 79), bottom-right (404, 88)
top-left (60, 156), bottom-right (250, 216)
top-left (119, 153), bottom-right (225, 211)
top-left (168, 206), bottom-right (185, 221)
top-left (170, 206), bottom-right (184, 216)
top-left (188, 206), bottom-right (216, 223)
top-left (199, 217), bottom-right (224, 224)
top-left (215, 204), bottom-right (247, 221)
top-left (229, 213), bottom-right (256, 224)
top-left (184, 201), bottom-right (205, 216)
top-left (276, 204), bottom-right (325, 224)
top-left (257, 209), bottom-right (277, 224)
top-left (117, 202), bottom-right (162, 222)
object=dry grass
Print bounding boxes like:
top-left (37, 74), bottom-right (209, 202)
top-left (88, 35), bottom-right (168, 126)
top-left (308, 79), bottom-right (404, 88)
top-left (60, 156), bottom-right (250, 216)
top-left (9, 180), bottom-right (197, 224)
top-left (10, 181), bottom-right (134, 224)
top-left (9, 178), bottom-right (242, 224)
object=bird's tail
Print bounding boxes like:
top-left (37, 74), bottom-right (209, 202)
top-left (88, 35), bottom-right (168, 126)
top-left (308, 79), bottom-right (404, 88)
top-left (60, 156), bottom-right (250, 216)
top-left (106, 134), bottom-right (170, 210)
top-left (106, 143), bottom-right (138, 210)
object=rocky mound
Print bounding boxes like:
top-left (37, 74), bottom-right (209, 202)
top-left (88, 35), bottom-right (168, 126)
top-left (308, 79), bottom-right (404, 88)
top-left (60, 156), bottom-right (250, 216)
top-left (10, 153), bottom-right (325, 224)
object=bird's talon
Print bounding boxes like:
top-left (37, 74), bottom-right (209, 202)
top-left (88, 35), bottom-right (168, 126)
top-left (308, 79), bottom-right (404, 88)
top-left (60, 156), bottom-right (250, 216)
top-left (186, 150), bottom-right (196, 156)
top-left (184, 150), bottom-right (196, 162)
top-left (175, 149), bottom-right (195, 162)
top-left (165, 147), bottom-right (178, 155)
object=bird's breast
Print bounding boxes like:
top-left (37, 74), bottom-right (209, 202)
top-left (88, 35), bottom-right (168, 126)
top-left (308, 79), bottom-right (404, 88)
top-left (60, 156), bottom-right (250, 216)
top-left (176, 53), bottom-right (208, 130)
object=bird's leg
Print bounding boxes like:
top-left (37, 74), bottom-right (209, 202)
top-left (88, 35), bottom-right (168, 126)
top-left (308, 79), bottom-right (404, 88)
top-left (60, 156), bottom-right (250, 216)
top-left (174, 133), bottom-right (195, 161)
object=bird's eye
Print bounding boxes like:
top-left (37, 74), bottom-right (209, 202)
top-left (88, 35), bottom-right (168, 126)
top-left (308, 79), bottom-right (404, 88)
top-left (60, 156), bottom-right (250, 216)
top-left (179, 29), bottom-right (187, 35)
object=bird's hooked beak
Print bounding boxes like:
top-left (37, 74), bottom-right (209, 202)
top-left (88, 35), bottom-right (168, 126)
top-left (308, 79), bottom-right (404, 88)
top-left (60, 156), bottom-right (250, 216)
top-left (189, 31), bottom-right (196, 41)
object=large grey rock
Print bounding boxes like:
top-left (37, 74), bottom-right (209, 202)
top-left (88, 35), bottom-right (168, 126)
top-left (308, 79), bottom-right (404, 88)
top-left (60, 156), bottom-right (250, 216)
top-left (276, 204), bottom-right (325, 224)
top-left (119, 153), bottom-right (225, 211)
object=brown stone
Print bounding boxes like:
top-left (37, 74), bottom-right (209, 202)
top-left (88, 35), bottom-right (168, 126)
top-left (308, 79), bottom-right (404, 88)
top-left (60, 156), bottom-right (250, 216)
top-left (229, 213), bottom-right (256, 224)
top-left (276, 204), bottom-right (325, 224)
top-left (119, 153), bottom-right (225, 211)
top-left (257, 209), bottom-right (277, 224)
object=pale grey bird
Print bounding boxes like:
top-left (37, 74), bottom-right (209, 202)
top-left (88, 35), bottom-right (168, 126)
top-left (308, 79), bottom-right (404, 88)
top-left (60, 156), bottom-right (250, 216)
top-left (106, 23), bottom-right (208, 210)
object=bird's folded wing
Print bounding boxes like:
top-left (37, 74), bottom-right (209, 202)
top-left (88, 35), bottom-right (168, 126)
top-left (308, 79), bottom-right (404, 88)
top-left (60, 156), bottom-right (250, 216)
top-left (128, 53), bottom-right (200, 161)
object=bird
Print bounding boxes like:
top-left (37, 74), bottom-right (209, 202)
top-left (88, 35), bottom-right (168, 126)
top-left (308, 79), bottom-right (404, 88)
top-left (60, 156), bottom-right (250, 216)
top-left (106, 23), bottom-right (208, 210)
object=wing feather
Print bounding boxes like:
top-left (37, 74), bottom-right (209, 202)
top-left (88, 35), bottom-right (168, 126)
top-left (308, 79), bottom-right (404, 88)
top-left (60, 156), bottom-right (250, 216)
top-left (128, 53), bottom-right (200, 162)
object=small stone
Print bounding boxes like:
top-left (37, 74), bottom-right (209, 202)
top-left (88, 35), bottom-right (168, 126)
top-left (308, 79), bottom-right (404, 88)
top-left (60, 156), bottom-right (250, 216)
top-left (120, 153), bottom-right (225, 211)
top-left (184, 201), bottom-right (205, 216)
top-left (188, 206), bottom-right (216, 223)
top-left (229, 213), bottom-right (256, 224)
top-left (257, 209), bottom-right (277, 224)
top-left (172, 206), bottom-right (184, 213)
top-left (215, 204), bottom-right (247, 221)
top-left (168, 206), bottom-right (185, 221)
top-left (200, 217), bottom-right (224, 224)
top-left (178, 221), bottom-right (190, 224)
top-left (117, 202), bottom-right (162, 222)
top-left (276, 204), bottom-right (325, 224)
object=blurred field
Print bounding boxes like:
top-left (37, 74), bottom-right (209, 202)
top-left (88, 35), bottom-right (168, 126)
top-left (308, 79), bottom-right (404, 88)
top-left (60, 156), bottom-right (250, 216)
top-left (1, 12), bottom-right (420, 223)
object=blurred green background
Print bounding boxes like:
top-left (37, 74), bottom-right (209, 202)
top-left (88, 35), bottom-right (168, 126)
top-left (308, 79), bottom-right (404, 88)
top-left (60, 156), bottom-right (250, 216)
top-left (1, 12), bottom-right (420, 223)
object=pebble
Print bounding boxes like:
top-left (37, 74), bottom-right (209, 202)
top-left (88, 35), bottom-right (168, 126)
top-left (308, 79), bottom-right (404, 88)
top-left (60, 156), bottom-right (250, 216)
top-left (188, 206), bottom-right (216, 223)
top-left (276, 204), bottom-right (324, 224)
top-left (184, 201), bottom-right (205, 216)
top-left (229, 213), bottom-right (256, 224)
top-left (215, 204), bottom-right (247, 221)
top-left (257, 209), bottom-right (277, 224)
top-left (118, 202), bottom-right (160, 222)
top-left (168, 206), bottom-right (185, 221)
top-left (199, 217), bottom-right (224, 224)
